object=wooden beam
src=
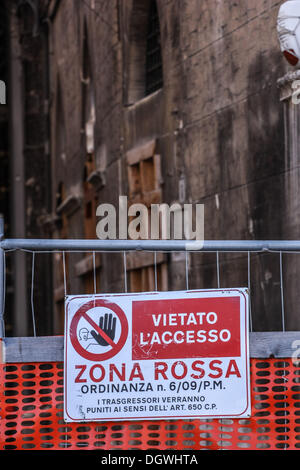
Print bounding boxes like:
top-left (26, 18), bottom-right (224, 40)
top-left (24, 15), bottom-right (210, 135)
top-left (4, 336), bottom-right (64, 363)
top-left (3, 332), bottom-right (300, 363)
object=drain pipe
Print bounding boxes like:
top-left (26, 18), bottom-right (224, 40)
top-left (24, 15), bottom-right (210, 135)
top-left (8, 4), bottom-right (28, 335)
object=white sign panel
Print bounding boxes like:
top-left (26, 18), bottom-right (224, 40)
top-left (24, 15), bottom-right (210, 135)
top-left (64, 288), bottom-right (251, 422)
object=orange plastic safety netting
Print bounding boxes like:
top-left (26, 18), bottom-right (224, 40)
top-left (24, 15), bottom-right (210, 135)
top-left (0, 358), bottom-right (300, 450)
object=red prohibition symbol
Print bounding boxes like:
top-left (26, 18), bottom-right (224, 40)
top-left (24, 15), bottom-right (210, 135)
top-left (69, 299), bottom-right (129, 361)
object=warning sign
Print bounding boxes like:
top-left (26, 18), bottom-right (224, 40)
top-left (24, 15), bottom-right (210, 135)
top-left (69, 299), bottom-right (128, 362)
top-left (64, 289), bottom-right (251, 422)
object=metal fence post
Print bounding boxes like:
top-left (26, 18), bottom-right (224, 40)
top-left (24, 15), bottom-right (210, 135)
top-left (0, 215), bottom-right (5, 338)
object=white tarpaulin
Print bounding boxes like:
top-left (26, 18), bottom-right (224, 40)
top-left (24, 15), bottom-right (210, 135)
top-left (277, 0), bottom-right (300, 65)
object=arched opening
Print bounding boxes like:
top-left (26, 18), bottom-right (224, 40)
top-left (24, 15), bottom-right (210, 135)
top-left (82, 19), bottom-right (96, 160)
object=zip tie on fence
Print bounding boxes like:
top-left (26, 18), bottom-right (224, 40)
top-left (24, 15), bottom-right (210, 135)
top-left (154, 251), bottom-right (158, 291)
top-left (280, 251), bottom-right (286, 332)
top-left (216, 251), bottom-right (220, 289)
top-left (248, 251), bottom-right (253, 332)
top-left (123, 251), bottom-right (127, 293)
top-left (31, 252), bottom-right (37, 337)
top-left (62, 251), bottom-right (67, 297)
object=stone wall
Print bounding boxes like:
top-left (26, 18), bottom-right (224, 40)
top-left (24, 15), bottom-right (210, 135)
top-left (12, 0), bottom-right (299, 333)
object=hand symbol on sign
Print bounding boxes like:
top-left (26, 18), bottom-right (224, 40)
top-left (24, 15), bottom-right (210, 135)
top-left (91, 313), bottom-right (117, 346)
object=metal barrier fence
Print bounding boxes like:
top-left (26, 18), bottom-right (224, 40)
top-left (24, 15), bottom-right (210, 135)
top-left (2, 234), bottom-right (300, 337)
top-left (1, 216), bottom-right (300, 450)
top-left (2, 356), bottom-right (300, 450)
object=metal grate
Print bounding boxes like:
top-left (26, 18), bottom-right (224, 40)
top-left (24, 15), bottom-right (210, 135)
top-left (145, 0), bottom-right (163, 96)
top-left (1, 358), bottom-right (300, 450)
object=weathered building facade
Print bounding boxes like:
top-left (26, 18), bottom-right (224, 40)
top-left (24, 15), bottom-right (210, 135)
top-left (2, 0), bottom-right (300, 335)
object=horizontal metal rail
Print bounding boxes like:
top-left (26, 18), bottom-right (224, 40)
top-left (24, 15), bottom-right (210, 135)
top-left (1, 226), bottom-right (300, 339)
top-left (2, 238), bottom-right (300, 252)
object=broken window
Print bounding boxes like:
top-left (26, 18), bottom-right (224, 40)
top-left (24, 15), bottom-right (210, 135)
top-left (145, 0), bottom-right (163, 96)
top-left (124, 0), bottom-right (164, 104)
